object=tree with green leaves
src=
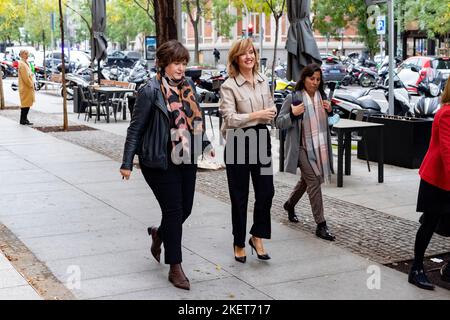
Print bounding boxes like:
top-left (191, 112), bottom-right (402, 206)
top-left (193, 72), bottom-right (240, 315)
top-left (312, 0), bottom-right (380, 56)
top-left (64, 0), bottom-right (92, 54)
top-left (211, 0), bottom-right (237, 40)
top-left (264, 0), bottom-right (286, 95)
top-left (23, 0), bottom-right (56, 48)
top-left (0, 0), bottom-right (25, 44)
top-left (183, 0), bottom-right (210, 64)
top-left (403, 0), bottom-right (450, 39)
top-left (132, 0), bottom-right (155, 24)
top-left (108, 0), bottom-right (155, 50)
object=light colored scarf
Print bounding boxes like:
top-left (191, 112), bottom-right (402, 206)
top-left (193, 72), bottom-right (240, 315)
top-left (301, 90), bottom-right (331, 184)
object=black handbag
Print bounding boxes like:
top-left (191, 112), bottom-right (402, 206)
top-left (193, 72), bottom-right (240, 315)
top-left (419, 213), bottom-right (450, 237)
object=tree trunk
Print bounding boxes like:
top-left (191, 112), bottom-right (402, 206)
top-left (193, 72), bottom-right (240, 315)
top-left (271, 17), bottom-right (280, 97)
top-left (154, 0), bottom-right (178, 46)
top-left (59, 0), bottom-right (68, 131)
top-left (194, 23), bottom-right (199, 63)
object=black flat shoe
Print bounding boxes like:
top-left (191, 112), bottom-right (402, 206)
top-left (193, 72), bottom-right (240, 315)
top-left (248, 238), bottom-right (270, 260)
top-left (408, 268), bottom-right (435, 290)
top-left (283, 202), bottom-right (299, 223)
top-left (315, 225), bottom-right (336, 241)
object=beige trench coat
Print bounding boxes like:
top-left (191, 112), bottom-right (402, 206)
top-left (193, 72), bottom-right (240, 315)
top-left (18, 60), bottom-right (35, 108)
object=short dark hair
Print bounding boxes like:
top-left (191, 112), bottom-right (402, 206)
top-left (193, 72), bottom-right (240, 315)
top-left (156, 40), bottom-right (190, 72)
top-left (294, 63), bottom-right (325, 97)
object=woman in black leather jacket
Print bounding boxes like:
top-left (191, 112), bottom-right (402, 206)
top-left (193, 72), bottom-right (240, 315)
top-left (120, 40), bottom-right (214, 291)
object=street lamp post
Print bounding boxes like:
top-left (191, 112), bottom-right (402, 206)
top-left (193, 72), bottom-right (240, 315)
top-left (388, 0), bottom-right (395, 115)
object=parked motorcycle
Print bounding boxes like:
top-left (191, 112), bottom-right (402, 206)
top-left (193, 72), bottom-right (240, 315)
top-left (62, 72), bottom-right (91, 100)
top-left (358, 67), bottom-right (378, 87)
top-left (330, 84), bottom-right (383, 118)
top-left (128, 60), bottom-right (153, 90)
top-left (377, 56), bottom-right (402, 86)
top-left (1, 61), bottom-right (18, 78)
top-left (413, 76), bottom-right (442, 119)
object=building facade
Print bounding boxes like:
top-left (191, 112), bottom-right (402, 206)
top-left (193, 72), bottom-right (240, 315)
top-left (181, 1), bottom-right (366, 67)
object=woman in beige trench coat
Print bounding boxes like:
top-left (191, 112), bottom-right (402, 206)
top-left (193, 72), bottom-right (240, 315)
top-left (18, 49), bottom-right (35, 125)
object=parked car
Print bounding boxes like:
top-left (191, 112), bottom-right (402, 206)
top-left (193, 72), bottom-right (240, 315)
top-left (39, 50), bottom-right (91, 73)
top-left (395, 56), bottom-right (450, 94)
top-left (320, 55), bottom-right (347, 83)
top-left (105, 50), bottom-right (141, 68)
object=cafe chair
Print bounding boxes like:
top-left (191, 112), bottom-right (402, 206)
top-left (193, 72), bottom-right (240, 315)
top-left (85, 87), bottom-right (109, 123)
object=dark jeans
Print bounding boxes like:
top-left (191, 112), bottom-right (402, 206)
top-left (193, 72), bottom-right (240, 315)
top-left (224, 125), bottom-right (274, 248)
top-left (140, 160), bottom-right (197, 265)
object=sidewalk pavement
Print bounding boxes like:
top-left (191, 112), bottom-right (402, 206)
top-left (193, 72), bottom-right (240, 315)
top-left (1, 115), bottom-right (450, 300)
top-left (0, 251), bottom-right (41, 300)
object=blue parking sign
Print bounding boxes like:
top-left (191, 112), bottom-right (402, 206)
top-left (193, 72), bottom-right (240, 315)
top-left (376, 16), bottom-right (386, 35)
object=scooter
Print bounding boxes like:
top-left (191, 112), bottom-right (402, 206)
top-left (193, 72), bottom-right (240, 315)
top-left (1, 61), bottom-right (17, 78)
top-left (358, 68), bottom-right (378, 87)
top-left (330, 84), bottom-right (383, 118)
top-left (62, 72), bottom-right (91, 100)
top-left (128, 60), bottom-right (153, 90)
top-left (413, 77), bottom-right (442, 119)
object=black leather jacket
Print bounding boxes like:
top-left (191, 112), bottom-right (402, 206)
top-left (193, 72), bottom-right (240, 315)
top-left (121, 76), bottom-right (211, 171)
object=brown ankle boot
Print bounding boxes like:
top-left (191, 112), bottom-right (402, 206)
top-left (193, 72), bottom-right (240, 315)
top-left (168, 264), bottom-right (190, 290)
top-left (147, 227), bottom-right (162, 263)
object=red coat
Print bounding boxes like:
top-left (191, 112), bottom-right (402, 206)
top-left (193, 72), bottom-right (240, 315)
top-left (419, 104), bottom-right (450, 191)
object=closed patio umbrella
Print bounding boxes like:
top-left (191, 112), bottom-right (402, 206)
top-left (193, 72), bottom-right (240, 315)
top-left (286, 0), bottom-right (321, 82)
top-left (92, 0), bottom-right (108, 83)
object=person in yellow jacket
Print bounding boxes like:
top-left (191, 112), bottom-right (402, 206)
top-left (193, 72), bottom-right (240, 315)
top-left (18, 49), bottom-right (35, 125)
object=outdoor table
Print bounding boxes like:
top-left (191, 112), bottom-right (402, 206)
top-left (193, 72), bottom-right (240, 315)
top-left (200, 102), bottom-right (223, 144)
top-left (332, 119), bottom-right (384, 187)
top-left (93, 86), bottom-right (136, 123)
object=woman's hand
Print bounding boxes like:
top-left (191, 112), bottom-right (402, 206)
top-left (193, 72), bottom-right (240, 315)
top-left (291, 102), bottom-right (305, 116)
top-left (323, 100), bottom-right (332, 112)
top-left (254, 108), bottom-right (277, 121)
top-left (120, 169), bottom-right (131, 180)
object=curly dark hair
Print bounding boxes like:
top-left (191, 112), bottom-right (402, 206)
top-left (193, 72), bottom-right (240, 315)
top-left (294, 63), bottom-right (325, 97)
top-left (155, 40), bottom-right (190, 72)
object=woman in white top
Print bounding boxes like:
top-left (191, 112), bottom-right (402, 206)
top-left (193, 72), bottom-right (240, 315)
top-left (220, 38), bottom-right (277, 263)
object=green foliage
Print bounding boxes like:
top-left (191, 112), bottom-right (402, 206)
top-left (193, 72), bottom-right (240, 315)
top-left (211, 0), bottom-right (237, 38)
top-left (107, 0), bottom-right (155, 47)
top-left (403, 0), bottom-right (450, 38)
top-left (0, 0), bottom-right (26, 43)
top-left (312, 0), bottom-right (381, 55)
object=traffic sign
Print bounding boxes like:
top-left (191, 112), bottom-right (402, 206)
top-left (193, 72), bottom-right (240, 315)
top-left (376, 16), bottom-right (386, 35)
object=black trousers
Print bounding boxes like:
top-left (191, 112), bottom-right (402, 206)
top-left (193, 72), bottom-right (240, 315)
top-left (225, 125), bottom-right (274, 248)
top-left (20, 107), bottom-right (30, 124)
top-left (413, 210), bottom-right (444, 269)
top-left (140, 160), bottom-right (197, 265)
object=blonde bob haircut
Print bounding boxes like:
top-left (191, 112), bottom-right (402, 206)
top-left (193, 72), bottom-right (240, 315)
top-left (227, 38), bottom-right (259, 78)
top-left (19, 49), bottom-right (29, 58)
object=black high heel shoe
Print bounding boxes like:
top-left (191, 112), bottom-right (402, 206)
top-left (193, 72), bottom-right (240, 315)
top-left (248, 238), bottom-right (271, 260)
top-left (233, 245), bottom-right (246, 263)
